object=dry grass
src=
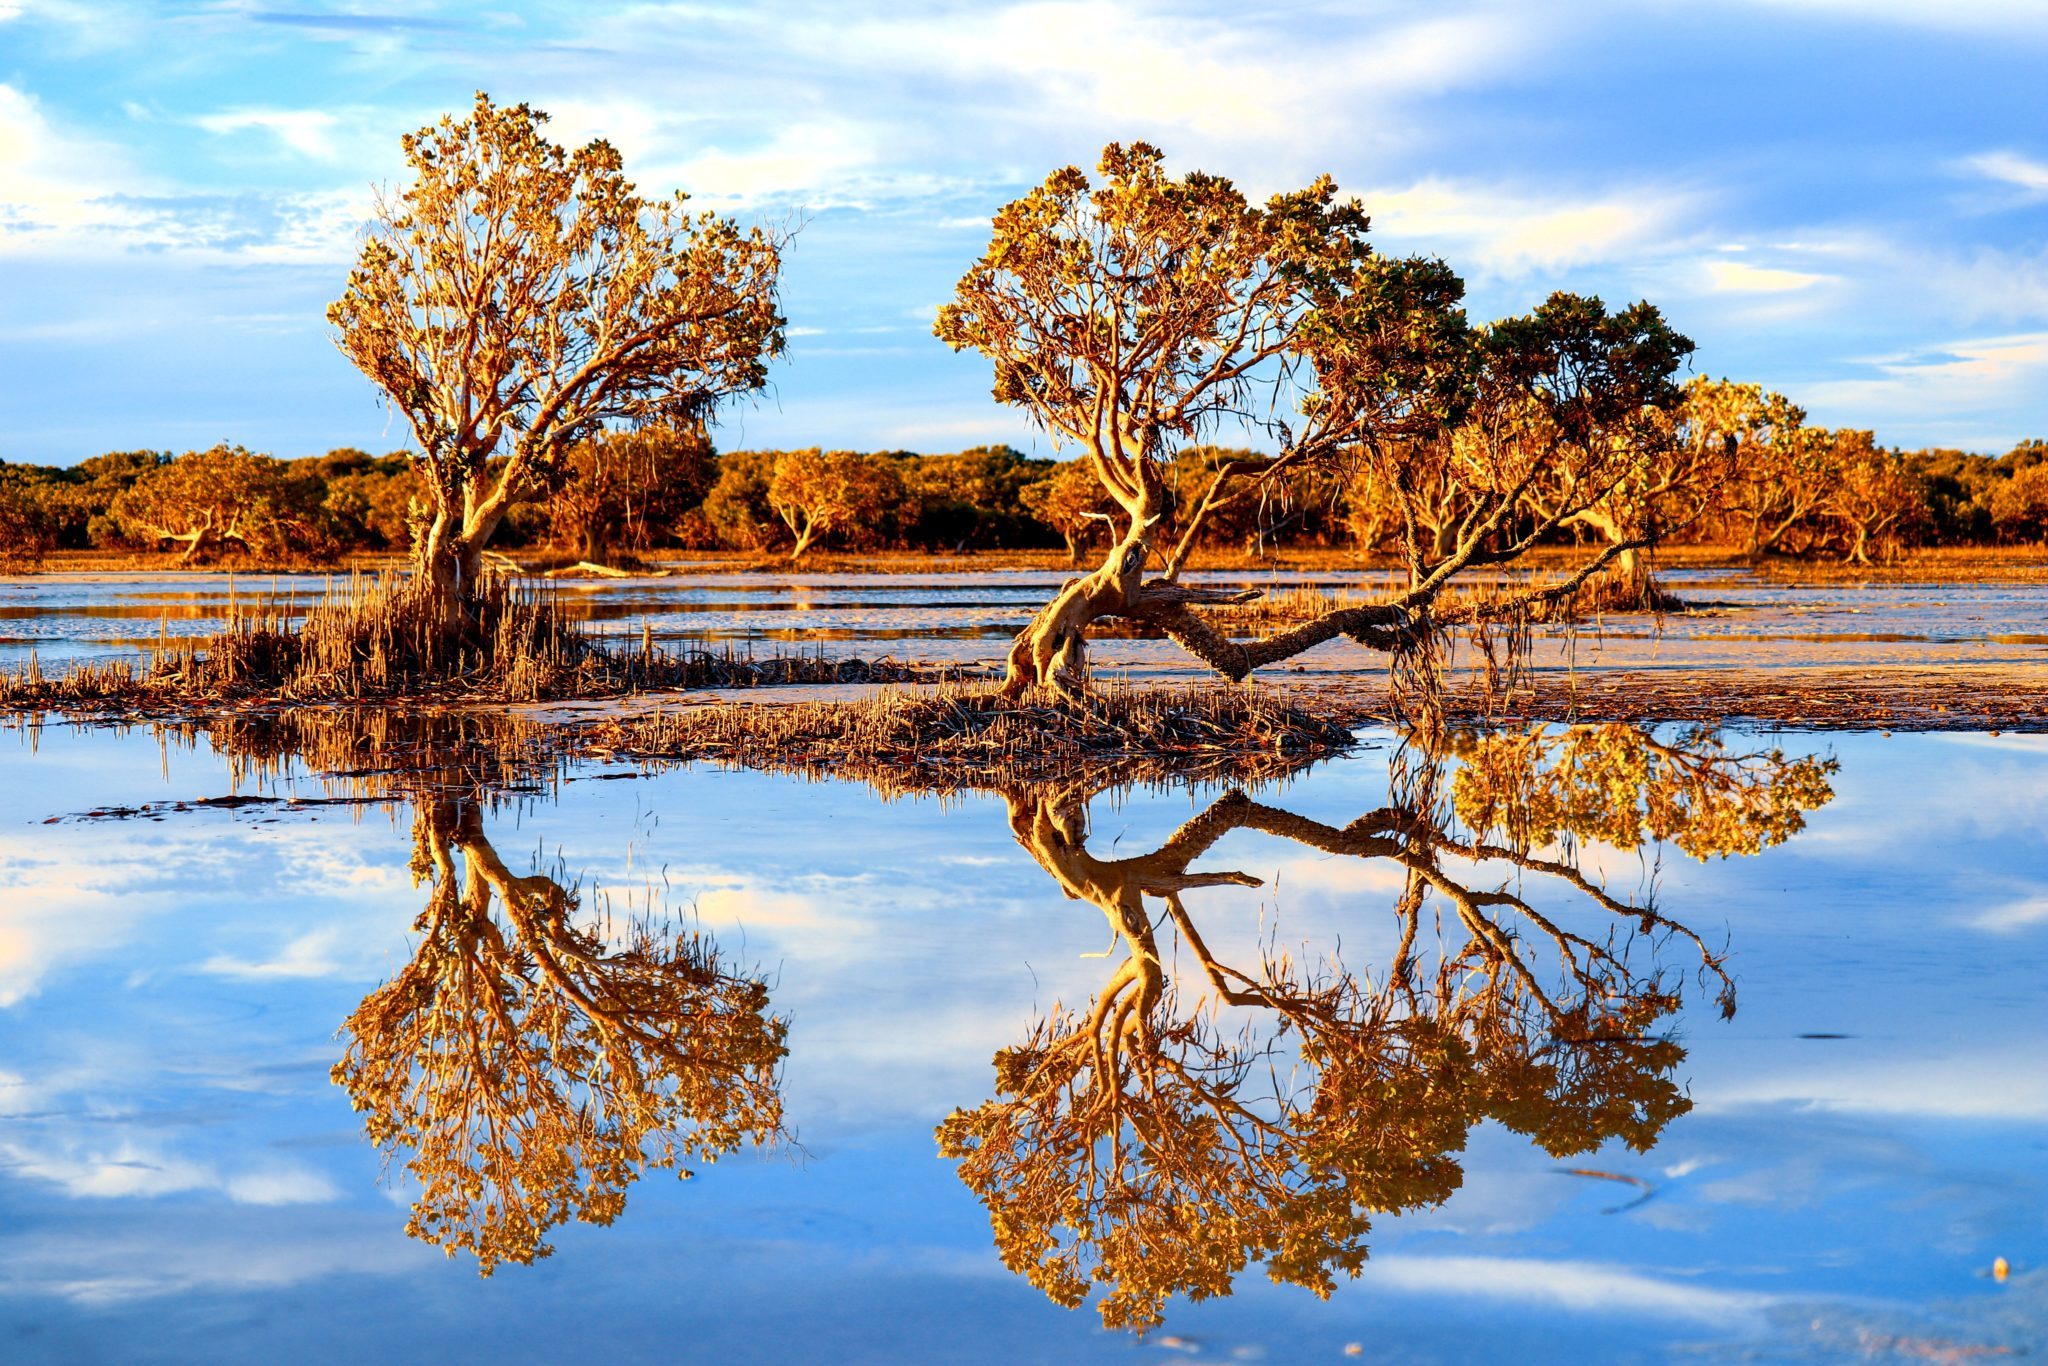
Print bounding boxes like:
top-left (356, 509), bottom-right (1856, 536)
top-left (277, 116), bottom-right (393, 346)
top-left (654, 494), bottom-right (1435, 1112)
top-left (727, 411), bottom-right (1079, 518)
top-left (583, 682), bottom-right (1361, 797)
top-left (0, 571), bottom-right (971, 716)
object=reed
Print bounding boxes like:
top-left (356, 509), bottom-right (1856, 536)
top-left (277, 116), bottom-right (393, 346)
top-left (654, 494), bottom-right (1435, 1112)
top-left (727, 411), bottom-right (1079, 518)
top-left (0, 570), bottom-right (968, 714)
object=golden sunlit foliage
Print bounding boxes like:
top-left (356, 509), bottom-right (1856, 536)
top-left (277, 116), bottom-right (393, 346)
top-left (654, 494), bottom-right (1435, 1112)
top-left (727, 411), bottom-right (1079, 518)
top-left (1449, 723), bottom-right (1839, 860)
top-left (333, 795), bottom-right (787, 1271)
top-left (939, 722), bottom-right (1835, 1330)
top-left (940, 143), bottom-right (1694, 698)
top-left (767, 448), bottom-right (905, 560)
top-left (107, 443), bottom-right (330, 564)
top-left (329, 92), bottom-right (784, 605)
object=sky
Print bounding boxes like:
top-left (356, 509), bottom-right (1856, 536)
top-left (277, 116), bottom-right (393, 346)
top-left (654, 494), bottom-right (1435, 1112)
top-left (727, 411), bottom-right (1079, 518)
top-left (0, 0), bottom-right (2044, 464)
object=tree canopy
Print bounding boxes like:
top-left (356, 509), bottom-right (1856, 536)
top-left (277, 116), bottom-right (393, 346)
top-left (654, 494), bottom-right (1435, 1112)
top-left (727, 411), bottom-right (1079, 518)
top-left (329, 92), bottom-right (785, 603)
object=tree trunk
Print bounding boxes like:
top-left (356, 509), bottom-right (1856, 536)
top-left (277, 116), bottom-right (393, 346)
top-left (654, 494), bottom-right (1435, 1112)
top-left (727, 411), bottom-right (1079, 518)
top-left (1002, 520), bottom-right (1151, 699)
top-left (1062, 530), bottom-right (1085, 567)
top-left (413, 513), bottom-right (467, 614)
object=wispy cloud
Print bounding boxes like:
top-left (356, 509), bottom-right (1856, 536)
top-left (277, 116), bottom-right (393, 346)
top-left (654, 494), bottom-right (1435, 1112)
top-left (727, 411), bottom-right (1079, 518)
top-left (1737, 0), bottom-right (2048, 35)
top-left (0, 1134), bottom-right (340, 1205)
top-left (1968, 891), bottom-right (2048, 932)
top-left (1703, 259), bottom-right (1833, 294)
top-left (1363, 178), bottom-right (1700, 278)
top-left (193, 107), bottom-right (343, 160)
top-left (198, 926), bottom-right (353, 979)
top-left (1801, 330), bottom-right (2048, 446)
top-left (1363, 1254), bottom-right (1775, 1323)
top-left (1963, 149), bottom-right (2048, 195)
top-left (1696, 1053), bottom-right (2048, 1119)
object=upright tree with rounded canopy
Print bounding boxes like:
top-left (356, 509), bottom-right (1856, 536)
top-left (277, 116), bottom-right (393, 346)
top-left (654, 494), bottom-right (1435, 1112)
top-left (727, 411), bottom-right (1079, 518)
top-left (939, 144), bottom-right (1691, 699)
top-left (767, 448), bottom-right (904, 560)
top-left (329, 93), bottom-right (784, 611)
top-left (108, 444), bottom-right (328, 564)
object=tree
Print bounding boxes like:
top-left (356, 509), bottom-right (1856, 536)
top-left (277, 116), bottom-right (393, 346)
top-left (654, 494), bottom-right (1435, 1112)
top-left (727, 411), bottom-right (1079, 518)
top-left (699, 448), bottom-right (781, 550)
top-left (899, 445), bottom-right (1049, 551)
top-left (1991, 462), bottom-right (2048, 544)
top-left (1711, 388), bottom-right (1829, 556)
top-left (1020, 458), bottom-right (1116, 564)
top-left (1166, 445), bottom-right (1345, 556)
top-left (107, 444), bottom-right (327, 564)
top-left (328, 92), bottom-right (784, 611)
top-left (940, 721), bottom-right (1832, 1330)
top-left (939, 144), bottom-right (1690, 699)
top-left (335, 792), bottom-right (788, 1273)
top-left (315, 448), bottom-right (425, 551)
top-left (1822, 433), bottom-right (1925, 564)
top-left (766, 448), bottom-right (904, 560)
top-left (1527, 375), bottom-right (1749, 606)
top-left (548, 422), bottom-right (715, 565)
top-left (0, 465), bottom-right (59, 570)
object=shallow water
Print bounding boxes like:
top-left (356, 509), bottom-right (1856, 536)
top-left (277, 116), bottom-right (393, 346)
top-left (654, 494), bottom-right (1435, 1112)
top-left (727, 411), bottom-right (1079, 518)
top-left (5, 567), bottom-right (2047, 679)
top-left (1, 716), bottom-right (2041, 1362)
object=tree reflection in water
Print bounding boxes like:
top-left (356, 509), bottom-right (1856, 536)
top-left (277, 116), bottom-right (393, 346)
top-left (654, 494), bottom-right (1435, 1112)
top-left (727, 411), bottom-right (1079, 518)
top-left (939, 723), bottom-right (1837, 1331)
top-left (192, 711), bottom-right (790, 1275)
top-left (331, 791), bottom-right (789, 1272)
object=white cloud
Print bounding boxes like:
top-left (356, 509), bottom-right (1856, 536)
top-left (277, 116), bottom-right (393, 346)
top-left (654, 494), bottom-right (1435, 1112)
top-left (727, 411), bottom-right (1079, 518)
top-left (199, 926), bottom-right (352, 979)
top-left (0, 81), bottom-right (135, 243)
top-left (1739, 0), bottom-right (2048, 35)
top-left (1362, 178), bottom-right (1698, 277)
top-left (572, 1), bottom-right (1537, 193)
top-left (1696, 1054), bottom-right (2048, 1119)
top-left (193, 108), bottom-right (343, 160)
top-left (1363, 1254), bottom-right (1774, 1323)
top-left (0, 84), bottom-right (373, 262)
top-left (1800, 331), bottom-right (2048, 445)
top-left (1968, 892), bottom-right (2048, 932)
top-left (0, 1137), bottom-right (339, 1205)
top-left (1703, 259), bottom-right (1832, 294)
top-left (1962, 150), bottom-right (2048, 199)
top-left (0, 1223), bottom-right (431, 1305)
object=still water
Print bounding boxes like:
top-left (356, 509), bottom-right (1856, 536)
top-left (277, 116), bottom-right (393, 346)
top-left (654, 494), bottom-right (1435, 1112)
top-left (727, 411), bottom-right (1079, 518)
top-left (1, 713), bottom-right (2041, 1362)
top-left (6, 567), bottom-right (2048, 679)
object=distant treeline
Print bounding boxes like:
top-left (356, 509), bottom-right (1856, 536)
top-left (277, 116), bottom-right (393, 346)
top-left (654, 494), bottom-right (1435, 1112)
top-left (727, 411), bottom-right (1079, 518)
top-left (3, 417), bottom-right (2046, 570)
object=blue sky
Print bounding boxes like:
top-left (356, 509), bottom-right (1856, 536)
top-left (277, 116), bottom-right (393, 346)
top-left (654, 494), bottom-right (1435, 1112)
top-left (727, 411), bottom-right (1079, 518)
top-left (1, 0), bottom-right (2044, 463)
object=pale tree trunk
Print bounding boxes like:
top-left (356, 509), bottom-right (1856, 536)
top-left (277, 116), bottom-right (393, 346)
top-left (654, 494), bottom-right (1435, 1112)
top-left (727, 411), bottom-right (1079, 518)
top-left (412, 508), bottom-right (474, 615)
top-left (1573, 508), bottom-right (1658, 608)
top-left (1003, 515), bottom-right (1154, 698)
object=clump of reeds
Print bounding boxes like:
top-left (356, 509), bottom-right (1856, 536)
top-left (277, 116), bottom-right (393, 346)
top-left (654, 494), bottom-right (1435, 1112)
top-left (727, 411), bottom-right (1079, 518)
top-left (590, 681), bottom-right (1361, 797)
top-left (0, 570), bottom-right (971, 715)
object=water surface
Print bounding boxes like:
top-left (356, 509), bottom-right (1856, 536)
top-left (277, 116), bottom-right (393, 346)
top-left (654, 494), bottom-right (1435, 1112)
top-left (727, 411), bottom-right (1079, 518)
top-left (1, 715), bottom-right (2041, 1361)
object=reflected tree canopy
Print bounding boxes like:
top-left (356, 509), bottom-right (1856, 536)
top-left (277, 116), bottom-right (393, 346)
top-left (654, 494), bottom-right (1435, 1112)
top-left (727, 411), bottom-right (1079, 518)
top-left (333, 791), bottom-right (788, 1272)
top-left (203, 712), bottom-right (792, 1274)
top-left (939, 724), bottom-right (1836, 1330)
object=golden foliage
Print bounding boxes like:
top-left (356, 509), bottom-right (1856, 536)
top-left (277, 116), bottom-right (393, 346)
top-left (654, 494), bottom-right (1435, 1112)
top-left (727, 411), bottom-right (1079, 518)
top-left (939, 722), bottom-right (1833, 1329)
top-left (332, 795), bottom-right (787, 1273)
top-left (1449, 723), bottom-right (1839, 860)
top-left (328, 92), bottom-right (784, 598)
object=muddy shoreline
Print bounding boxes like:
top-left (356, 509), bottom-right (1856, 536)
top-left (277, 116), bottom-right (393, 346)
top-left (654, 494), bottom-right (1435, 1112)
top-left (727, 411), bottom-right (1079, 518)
top-left (1292, 666), bottom-right (2048, 733)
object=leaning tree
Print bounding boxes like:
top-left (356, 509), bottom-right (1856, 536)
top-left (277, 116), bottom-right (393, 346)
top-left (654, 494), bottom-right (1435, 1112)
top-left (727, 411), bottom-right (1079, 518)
top-left (329, 92), bottom-right (785, 613)
top-left (938, 144), bottom-right (1693, 699)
